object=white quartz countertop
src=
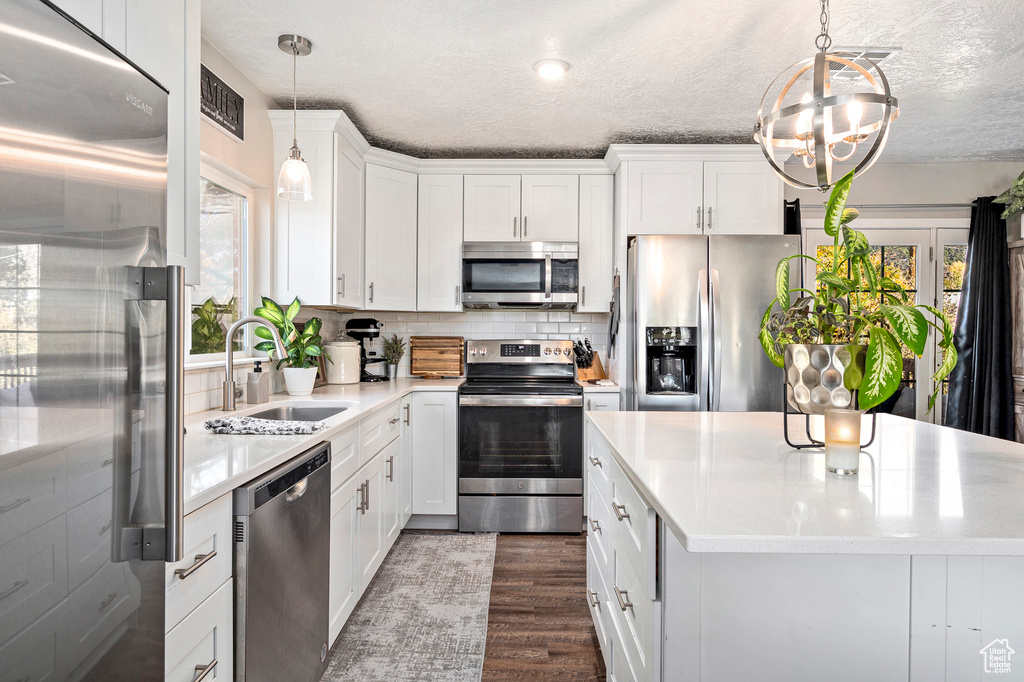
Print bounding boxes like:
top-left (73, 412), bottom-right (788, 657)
top-left (587, 411), bottom-right (1024, 555)
top-left (183, 378), bottom-right (462, 514)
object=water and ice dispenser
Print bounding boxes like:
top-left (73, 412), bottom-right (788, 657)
top-left (645, 326), bottom-right (697, 395)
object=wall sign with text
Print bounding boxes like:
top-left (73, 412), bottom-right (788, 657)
top-left (200, 64), bottom-right (244, 142)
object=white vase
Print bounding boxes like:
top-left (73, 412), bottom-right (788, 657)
top-left (282, 366), bottom-right (318, 396)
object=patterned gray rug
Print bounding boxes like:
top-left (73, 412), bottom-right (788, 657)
top-left (322, 532), bottom-right (497, 682)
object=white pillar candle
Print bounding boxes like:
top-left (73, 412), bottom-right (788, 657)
top-left (824, 408), bottom-right (862, 475)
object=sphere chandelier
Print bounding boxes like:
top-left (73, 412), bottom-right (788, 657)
top-left (753, 0), bottom-right (900, 191)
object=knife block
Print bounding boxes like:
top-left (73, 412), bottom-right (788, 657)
top-left (576, 352), bottom-right (606, 382)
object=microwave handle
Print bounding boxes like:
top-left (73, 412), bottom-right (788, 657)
top-left (544, 254), bottom-right (552, 299)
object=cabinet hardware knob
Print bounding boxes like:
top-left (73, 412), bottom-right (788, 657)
top-left (523, 215), bottom-right (528, 237)
top-left (338, 275), bottom-right (345, 298)
top-left (513, 216), bottom-right (517, 238)
top-left (174, 550), bottom-right (218, 580)
top-left (587, 398), bottom-right (592, 410)
top-left (590, 519), bottom-right (601, 533)
top-left (192, 658), bottom-right (218, 682)
top-left (582, 286), bottom-right (586, 307)
top-left (0, 497), bottom-right (31, 515)
top-left (612, 502), bottom-right (629, 520)
top-left (0, 579), bottom-right (29, 601)
top-left (388, 417), bottom-right (400, 425)
top-left (100, 592), bottom-right (118, 611)
top-left (403, 403), bottom-right (411, 426)
top-left (707, 206), bottom-right (713, 230)
top-left (387, 456), bottom-right (394, 482)
top-left (614, 586), bottom-right (633, 612)
top-left (369, 282), bottom-right (374, 304)
top-left (456, 285), bottom-right (460, 306)
top-left (588, 589), bottom-right (600, 608)
top-left (588, 455), bottom-right (602, 467)
top-left (696, 205), bottom-right (702, 230)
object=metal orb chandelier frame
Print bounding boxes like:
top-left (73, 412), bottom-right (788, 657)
top-left (753, 0), bottom-right (900, 191)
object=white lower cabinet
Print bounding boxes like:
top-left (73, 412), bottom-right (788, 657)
top-left (410, 392), bottom-right (458, 515)
top-left (382, 438), bottom-right (403, 546)
top-left (164, 494), bottom-right (233, 631)
top-left (355, 455), bottom-right (386, 586)
top-left (165, 580), bottom-right (232, 682)
top-left (400, 399), bottom-right (413, 526)
top-left (329, 476), bottom-right (359, 643)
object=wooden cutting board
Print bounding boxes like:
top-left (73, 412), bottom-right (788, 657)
top-left (410, 336), bottom-right (464, 377)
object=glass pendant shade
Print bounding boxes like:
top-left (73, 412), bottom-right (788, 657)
top-left (277, 146), bottom-right (312, 202)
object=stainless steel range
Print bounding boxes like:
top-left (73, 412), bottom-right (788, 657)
top-left (458, 339), bottom-right (584, 533)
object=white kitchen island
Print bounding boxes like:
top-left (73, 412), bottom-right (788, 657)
top-left (584, 411), bottom-right (1024, 682)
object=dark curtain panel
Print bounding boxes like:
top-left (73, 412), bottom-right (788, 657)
top-left (783, 199), bottom-right (802, 235)
top-left (944, 196), bottom-right (1015, 439)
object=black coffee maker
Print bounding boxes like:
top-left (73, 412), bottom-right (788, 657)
top-left (345, 318), bottom-right (388, 382)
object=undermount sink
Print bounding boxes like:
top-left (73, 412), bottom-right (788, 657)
top-left (247, 406), bottom-right (348, 422)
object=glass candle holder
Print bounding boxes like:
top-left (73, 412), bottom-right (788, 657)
top-left (824, 408), bottom-right (862, 475)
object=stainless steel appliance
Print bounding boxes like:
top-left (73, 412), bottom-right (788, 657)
top-left (462, 242), bottom-right (578, 310)
top-left (234, 442), bottom-right (331, 682)
top-left (0, 1), bottom-right (181, 679)
top-left (344, 318), bottom-right (388, 382)
top-left (458, 339), bottom-right (583, 533)
top-left (624, 235), bottom-right (800, 412)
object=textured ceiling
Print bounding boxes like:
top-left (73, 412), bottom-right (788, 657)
top-left (201, 0), bottom-right (1024, 162)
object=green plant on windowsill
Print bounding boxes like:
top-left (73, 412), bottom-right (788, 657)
top-left (382, 333), bottom-right (406, 365)
top-left (758, 169), bottom-right (958, 412)
top-left (190, 296), bottom-right (240, 354)
top-left (995, 170), bottom-right (1024, 220)
top-left (252, 295), bottom-right (331, 369)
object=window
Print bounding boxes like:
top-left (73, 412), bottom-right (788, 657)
top-left (189, 167), bottom-right (251, 359)
top-left (0, 244), bottom-right (40, 394)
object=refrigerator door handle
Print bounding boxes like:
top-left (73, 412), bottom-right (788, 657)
top-left (164, 266), bottom-right (185, 562)
top-left (698, 269), bottom-right (710, 410)
top-left (710, 268), bottom-right (723, 412)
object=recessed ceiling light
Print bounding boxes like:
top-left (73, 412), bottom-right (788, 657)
top-left (534, 59), bottom-right (570, 81)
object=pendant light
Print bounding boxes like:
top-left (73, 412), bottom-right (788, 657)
top-left (753, 0), bottom-right (900, 190)
top-left (277, 34), bottom-right (313, 202)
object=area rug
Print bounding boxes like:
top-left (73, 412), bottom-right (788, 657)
top-left (322, 532), bottom-right (497, 682)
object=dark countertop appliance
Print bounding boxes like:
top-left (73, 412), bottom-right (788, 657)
top-left (458, 338), bottom-right (583, 533)
top-left (345, 318), bottom-right (388, 382)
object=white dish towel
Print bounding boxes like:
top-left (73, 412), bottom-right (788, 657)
top-left (204, 416), bottom-right (326, 435)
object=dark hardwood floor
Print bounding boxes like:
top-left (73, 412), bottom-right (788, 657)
top-left (483, 534), bottom-right (606, 681)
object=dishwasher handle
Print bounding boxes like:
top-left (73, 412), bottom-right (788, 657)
top-left (285, 479), bottom-right (308, 503)
top-left (232, 442), bottom-right (331, 515)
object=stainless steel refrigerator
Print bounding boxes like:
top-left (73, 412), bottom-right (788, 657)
top-left (623, 234), bottom-right (800, 412)
top-left (0, 1), bottom-right (183, 680)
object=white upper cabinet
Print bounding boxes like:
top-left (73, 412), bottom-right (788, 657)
top-left (365, 164), bottom-right (417, 311)
top-left (521, 175), bottom-right (579, 242)
top-left (463, 175), bottom-right (521, 242)
top-left (334, 143), bottom-right (365, 308)
top-left (622, 152), bottom-right (783, 236)
top-left (578, 175), bottom-right (614, 313)
top-left (702, 161), bottom-right (784, 235)
top-left (417, 175), bottom-right (463, 312)
top-left (627, 161), bottom-right (705, 235)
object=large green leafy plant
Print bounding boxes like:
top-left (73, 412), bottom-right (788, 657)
top-left (190, 296), bottom-right (240, 354)
top-left (758, 170), bottom-right (957, 411)
top-left (994, 170), bottom-right (1024, 220)
top-left (252, 296), bottom-right (331, 369)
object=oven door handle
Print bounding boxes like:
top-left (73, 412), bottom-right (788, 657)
top-left (459, 395), bottom-right (583, 407)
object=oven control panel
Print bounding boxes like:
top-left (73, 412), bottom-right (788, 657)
top-left (466, 339), bottom-right (574, 364)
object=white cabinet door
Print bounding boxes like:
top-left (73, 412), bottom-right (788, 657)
top-left (165, 580), bottom-right (232, 682)
top-left (400, 399), bottom-right (413, 526)
top-left (417, 175), bottom-right (463, 311)
top-left (355, 455), bottom-right (385, 587)
top-left (365, 164), bottom-right (417, 311)
top-left (521, 175), bottom-right (579, 242)
top-left (411, 392), bottom-right (458, 515)
top-left (702, 161), bottom-right (783, 235)
top-left (329, 477), bottom-right (358, 644)
top-left (381, 438), bottom-right (402, 546)
top-left (463, 175), bottom-right (521, 242)
top-left (626, 161), bottom-right (704, 235)
top-left (126, 0), bottom-right (200, 285)
top-left (578, 175), bottom-right (614, 313)
top-left (585, 392), bottom-right (620, 412)
top-left (274, 128), bottom-right (336, 304)
top-left (334, 140), bottom-right (365, 308)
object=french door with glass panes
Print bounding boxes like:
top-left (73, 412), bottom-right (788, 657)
top-left (803, 227), bottom-right (967, 423)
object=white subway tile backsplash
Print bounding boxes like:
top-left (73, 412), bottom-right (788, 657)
top-left (549, 312), bottom-right (570, 322)
top-left (538, 322), bottom-right (559, 333)
top-left (525, 312), bottom-right (548, 322)
top-left (559, 323), bottom-right (581, 334)
top-left (406, 322), bottom-right (430, 333)
top-left (501, 312), bottom-right (526, 322)
top-left (427, 323), bottom-right (450, 332)
top-left (515, 323), bottom-right (538, 334)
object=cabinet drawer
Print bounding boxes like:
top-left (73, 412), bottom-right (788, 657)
top-left (0, 450), bottom-right (66, 546)
top-left (330, 423), bottom-right (360, 490)
top-left (586, 540), bottom-right (611, 672)
top-left (0, 603), bottom-right (62, 682)
top-left (65, 561), bottom-right (139, 669)
top-left (359, 400), bottom-right (402, 461)
top-left (165, 580), bottom-right (233, 682)
top-left (609, 550), bottom-right (657, 682)
top-left (67, 488), bottom-right (114, 591)
top-left (66, 433), bottom-right (115, 508)
top-left (165, 494), bottom-right (233, 632)
top-left (585, 422), bottom-right (611, 500)
top-left (609, 459), bottom-right (657, 600)
top-left (587, 474), bottom-right (612, 577)
top-left (0, 516), bottom-right (67, 645)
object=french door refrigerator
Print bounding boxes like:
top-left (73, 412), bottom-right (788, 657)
top-left (623, 234), bottom-right (800, 412)
top-left (0, 1), bottom-right (183, 680)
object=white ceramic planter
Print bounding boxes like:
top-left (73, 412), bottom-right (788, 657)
top-left (282, 366), bottom-right (318, 396)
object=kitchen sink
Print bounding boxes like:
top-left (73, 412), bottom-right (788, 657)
top-left (247, 406), bottom-right (348, 422)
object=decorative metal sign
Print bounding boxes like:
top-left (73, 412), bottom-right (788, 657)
top-left (200, 64), bottom-right (244, 141)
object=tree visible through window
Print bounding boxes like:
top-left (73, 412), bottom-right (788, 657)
top-left (191, 177), bottom-right (247, 356)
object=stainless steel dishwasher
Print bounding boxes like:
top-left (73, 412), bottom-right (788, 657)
top-left (234, 441), bottom-right (331, 682)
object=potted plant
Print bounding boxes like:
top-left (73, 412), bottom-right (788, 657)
top-left (382, 333), bottom-right (406, 380)
top-left (995, 169), bottom-right (1024, 221)
top-left (758, 170), bottom-right (957, 414)
top-left (252, 295), bottom-right (331, 396)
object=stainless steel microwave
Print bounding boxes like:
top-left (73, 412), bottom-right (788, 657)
top-left (462, 242), bottom-right (578, 310)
